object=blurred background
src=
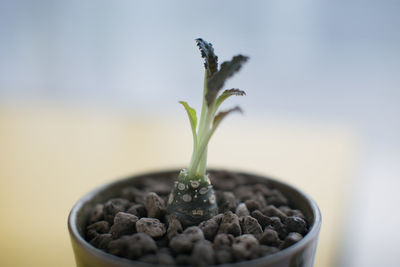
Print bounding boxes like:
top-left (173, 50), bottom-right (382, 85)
top-left (1, 0), bottom-right (399, 266)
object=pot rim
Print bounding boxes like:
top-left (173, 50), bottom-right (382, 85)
top-left (68, 168), bottom-right (322, 266)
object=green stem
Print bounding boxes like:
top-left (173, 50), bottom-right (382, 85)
top-left (188, 72), bottom-right (217, 178)
top-left (190, 126), bottom-right (214, 173)
top-left (197, 97), bottom-right (223, 176)
top-left (197, 71), bottom-right (208, 137)
top-left (188, 72), bottom-right (208, 177)
top-left (197, 147), bottom-right (207, 176)
top-left (195, 103), bottom-right (214, 174)
top-left (189, 97), bottom-right (217, 177)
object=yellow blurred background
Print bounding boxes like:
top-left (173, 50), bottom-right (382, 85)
top-left (0, 104), bottom-right (357, 267)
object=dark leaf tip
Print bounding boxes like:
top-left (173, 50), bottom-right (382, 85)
top-left (226, 88), bottom-right (246, 96)
top-left (206, 54), bottom-right (249, 105)
top-left (195, 38), bottom-right (218, 77)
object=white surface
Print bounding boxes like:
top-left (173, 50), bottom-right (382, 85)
top-left (340, 153), bottom-right (400, 267)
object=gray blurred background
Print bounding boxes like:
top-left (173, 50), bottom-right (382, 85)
top-left (1, 0), bottom-right (399, 266)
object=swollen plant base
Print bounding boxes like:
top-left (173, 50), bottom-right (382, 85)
top-left (84, 170), bottom-right (310, 266)
top-left (166, 170), bottom-right (218, 226)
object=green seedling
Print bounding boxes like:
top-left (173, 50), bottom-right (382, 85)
top-left (166, 38), bottom-right (248, 225)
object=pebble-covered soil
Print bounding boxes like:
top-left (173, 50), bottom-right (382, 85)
top-left (85, 171), bottom-right (309, 266)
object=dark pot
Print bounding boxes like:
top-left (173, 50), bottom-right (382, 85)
top-left (68, 169), bottom-right (321, 267)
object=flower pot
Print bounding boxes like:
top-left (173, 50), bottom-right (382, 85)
top-left (68, 169), bottom-right (321, 267)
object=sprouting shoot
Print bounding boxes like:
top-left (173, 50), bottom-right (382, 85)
top-left (166, 38), bottom-right (248, 225)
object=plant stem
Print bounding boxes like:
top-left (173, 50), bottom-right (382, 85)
top-left (197, 71), bottom-right (208, 136)
top-left (197, 147), bottom-right (207, 176)
top-left (188, 71), bottom-right (215, 179)
top-left (189, 100), bottom-right (216, 177)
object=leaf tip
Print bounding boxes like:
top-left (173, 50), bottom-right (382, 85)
top-left (195, 38), bottom-right (218, 76)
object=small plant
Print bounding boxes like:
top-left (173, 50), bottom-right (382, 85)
top-left (166, 38), bottom-right (248, 225)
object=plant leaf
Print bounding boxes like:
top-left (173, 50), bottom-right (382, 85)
top-left (212, 106), bottom-right (243, 131)
top-left (206, 55), bottom-right (248, 106)
top-left (179, 101), bottom-right (197, 140)
top-left (195, 38), bottom-right (218, 77)
top-left (215, 88), bottom-right (246, 110)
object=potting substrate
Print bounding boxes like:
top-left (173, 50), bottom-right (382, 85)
top-left (85, 170), bottom-right (309, 266)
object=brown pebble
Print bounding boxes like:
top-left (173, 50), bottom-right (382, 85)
top-left (166, 217), bottom-right (183, 240)
top-left (259, 228), bottom-right (282, 247)
top-left (251, 210), bottom-right (272, 228)
top-left (213, 233), bottom-right (235, 249)
top-left (192, 240), bottom-right (215, 266)
top-left (244, 199), bottom-right (261, 212)
top-left (86, 220), bottom-right (110, 240)
top-left (234, 185), bottom-right (255, 201)
top-left (156, 235), bottom-right (170, 247)
top-left (183, 226), bottom-right (205, 240)
top-left (278, 205), bottom-right (292, 215)
top-left (144, 192), bottom-right (165, 218)
top-left (285, 216), bottom-right (308, 235)
top-left (270, 217), bottom-right (288, 239)
top-left (169, 226), bottom-right (204, 254)
top-left (136, 218), bottom-right (166, 239)
top-left (126, 203), bottom-right (147, 217)
top-left (199, 216), bottom-right (220, 241)
top-left (241, 216), bottom-right (263, 236)
top-left (280, 232), bottom-right (303, 249)
top-left (110, 212), bottom-right (138, 239)
top-left (218, 211), bottom-right (242, 236)
top-left (266, 189), bottom-right (288, 206)
top-left (108, 233), bottom-right (157, 260)
top-left (285, 208), bottom-right (306, 220)
top-left (211, 170), bottom-right (244, 191)
top-left (262, 205), bottom-right (288, 221)
top-left (253, 183), bottom-right (273, 197)
top-left (156, 248), bottom-right (176, 265)
top-left (90, 233), bottom-right (112, 250)
top-left (103, 198), bottom-right (130, 223)
top-left (232, 234), bottom-right (260, 261)
top-left (121, 187), bottom-right (146, 203)
top-left (235, 203), bottom-right (250, 217)
top-left (213, 213), bottom-right (224, 224)
top-left (215, 248), bottom-right (233, 264)
top-left (88, 204), bottom-right (104, 224)
top-left (254, 192), bottom-right (267, 208)
top-left (218, 192), bottom-right (237, 213)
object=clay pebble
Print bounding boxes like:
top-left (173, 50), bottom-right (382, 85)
top-left (110, 212), bottom-right (138, 239)
top-left (136, 218), bottom-right (166, 239)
